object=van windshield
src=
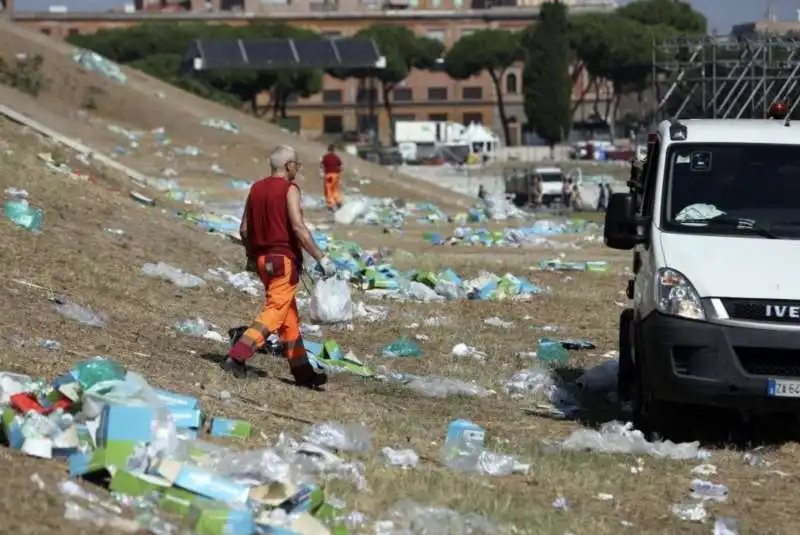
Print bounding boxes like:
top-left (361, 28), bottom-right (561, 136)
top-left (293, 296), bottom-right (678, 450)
top-left (662, 143), bottom-right (800, 239)
top-left (540, 173), bottom-right (563, 182)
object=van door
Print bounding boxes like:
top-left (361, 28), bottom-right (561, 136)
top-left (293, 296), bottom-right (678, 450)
top-left (633, 135), bottom-right (661, 318)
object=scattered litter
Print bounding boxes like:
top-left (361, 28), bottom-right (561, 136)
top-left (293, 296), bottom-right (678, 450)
top-left (714, 517), bottom-right (739, 535)
top-left (51, 297), bottom-right (107, 328)
top-left (3, 198), bottom-right (43, 232)
top-left (379, 500), bottom-right (499, 535)
top-left (382, 447), bottom-right (419, 468)
top-left (173, 318), bottom-right (225, 343)
top-left (690, 479), bottom-right (728, 502)
top-left (451, 343), bottom-right (487, 361)
top-left (691, 464), bottom-right (718, 476)
top-left (73, 49), bottom-right (128, 84)
top-left (561, 421), bottom-right (705, 460)
top-left (671, 502), bottom-right (707, 522)
top-left (383, 339), bottom-right (422, 358)
top-left (201, 118), bottom-right (240, 134)
top-left (483, 317), bottom-right (513, 328)
top-left (141, 262), bottom-right (205, 288)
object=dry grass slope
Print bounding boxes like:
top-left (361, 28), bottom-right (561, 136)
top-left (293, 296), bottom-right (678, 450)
top-left (2, 117), bottom-right (799, 534)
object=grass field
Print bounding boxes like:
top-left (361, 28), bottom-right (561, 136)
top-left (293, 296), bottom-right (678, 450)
top-left (0, 19), bottom-right (798, 535)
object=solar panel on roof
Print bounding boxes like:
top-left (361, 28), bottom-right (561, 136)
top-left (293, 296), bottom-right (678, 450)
top-left (293, 40), bottom-right (338, 69)
top-left (184, 38), bottom-right (381, 71)
top-left (245, 40), bottom-right (297, 69)
top-left (201, 41), bottom-right (246, 69)
top-left (333, 39), bottom-right (380, 69)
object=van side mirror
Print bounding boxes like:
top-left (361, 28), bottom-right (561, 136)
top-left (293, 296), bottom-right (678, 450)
top-left (604, 193), bottom-right (639, 250)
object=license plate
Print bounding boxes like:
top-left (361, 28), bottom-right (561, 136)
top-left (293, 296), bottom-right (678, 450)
top-left (768, 379), bottom-right (800, 398)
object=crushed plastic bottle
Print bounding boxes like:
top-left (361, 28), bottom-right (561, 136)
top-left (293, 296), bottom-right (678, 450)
top-left (304, 422), bottom-right (372, 453)
top-left (53, 299), bottom-right (107, 328)
top-left (714, 517), bottom-right (739, 535)
top-left (383, 339), bottom-right (422, 358)
top-left (141, 262), bottom-right (205, 288)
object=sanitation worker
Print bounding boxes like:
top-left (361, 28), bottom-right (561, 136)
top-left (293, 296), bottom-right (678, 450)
top-left (224, 145), bottom-right (336, 387)
top-left (320, 144), bottom-right (343, 211)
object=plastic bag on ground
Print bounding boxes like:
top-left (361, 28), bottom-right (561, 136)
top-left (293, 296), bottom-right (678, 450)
top-left (560, 421), bottom-right (702, 460)
top-left (334, 200), bottom-right (369, 225)
top-left (309, 277), bottom-right (353, 324)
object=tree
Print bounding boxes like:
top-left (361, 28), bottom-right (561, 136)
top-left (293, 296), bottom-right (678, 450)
top-left (445, 29), bottom-right (522, 145)
top-left (259, 24), bottom-right (324, 119)
top-left (523, 1), bottom-right (572, 152)
top-left (617, 0), bottom-right (707, 35)
top-left (330, 25), bottom-right (444, 141)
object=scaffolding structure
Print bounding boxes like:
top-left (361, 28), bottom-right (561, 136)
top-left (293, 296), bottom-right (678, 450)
top-left (653, 36), bottom-right (800, 120)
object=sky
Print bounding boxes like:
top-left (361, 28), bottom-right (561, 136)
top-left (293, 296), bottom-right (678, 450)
top-left (620, 0), bottom-right (800, 34)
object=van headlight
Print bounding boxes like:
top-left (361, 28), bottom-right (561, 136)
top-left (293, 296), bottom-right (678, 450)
top-left (655, 268), bottom-right (705, 320)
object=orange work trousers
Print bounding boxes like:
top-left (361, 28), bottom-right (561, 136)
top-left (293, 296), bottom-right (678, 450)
top-left (324, 173), bottom-right (342, 209)
top-left (227, 254), bottom-right (311, 375)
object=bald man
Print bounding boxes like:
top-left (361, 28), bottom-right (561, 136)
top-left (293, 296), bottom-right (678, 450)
top-left (225, 145), bottom-right (336, 387)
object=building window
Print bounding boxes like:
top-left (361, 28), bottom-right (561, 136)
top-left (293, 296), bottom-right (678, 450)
top-left (426, 29), bottom-right (446, 42)
top-left (463, 112), bottom-right (483, 125)
top-left (322, 89), bottom-right (342, 103)
top-left (323, 115), bottom-right (344, 134)
top-left (356, 88), bottom-right (378, 104)
top-left (40, 28), bottom-right (52, 35)
top-left (357, 114), bottom-right (379, 133)
top-left (427, 87), bottom-right (448, 101)
top-left (393, 88), bottom-right (413, 102)
top-left (506, 72), bottom-right (518, 94)
top-left (462, 86), bottom-right (483, 100)
top-left (429, 113), bottom-right (448, 121)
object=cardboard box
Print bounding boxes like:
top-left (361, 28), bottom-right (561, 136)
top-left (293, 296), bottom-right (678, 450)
top-left (168, 407), bottom-right (204, 430)
top-left (154, 459), bottom-right (251, 504)
top-left (210, 418), bottom-right (251, 439)
top-left (96, 404), bottom-right (157, 447)
top-left (110, 469), bottom-right (171, 496)
top-left (67, 441), bottom-right (137, 477)
top-left (195, 506), bottom-right (255, 535)
top-left (155, 389), bottom-right (199, 409)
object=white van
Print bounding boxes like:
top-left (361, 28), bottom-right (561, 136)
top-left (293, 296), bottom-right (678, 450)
top-left (605, 118), bottom-right (800, 433)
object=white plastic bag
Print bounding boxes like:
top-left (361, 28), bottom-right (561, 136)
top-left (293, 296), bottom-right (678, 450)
top-left (333, 200), bottom-right (369, 225)
top-left (310, 277), bottom-right (353, 324)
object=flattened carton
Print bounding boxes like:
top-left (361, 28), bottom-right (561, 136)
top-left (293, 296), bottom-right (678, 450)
top-left (96, 404), bottom-right (156, 446)
top-left (110, 469), bottom-right (171, 496)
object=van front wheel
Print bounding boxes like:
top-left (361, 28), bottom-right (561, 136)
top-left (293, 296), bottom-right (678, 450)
top-left (631, 355), bottom-right (680, 438)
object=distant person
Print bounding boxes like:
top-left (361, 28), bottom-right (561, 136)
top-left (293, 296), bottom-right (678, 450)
top-left (225, 145), bottom-right (335, 387)
top-left (478, 184), bottom-right (487, 201)
top-left (562, 177), bottom-right (572, 209)
top-left (598, 182), bottom-right (608, 211)
top-left (532, 175), bottom-right (543, 209)
top-left (320, 144), bottom-right (343, 212)
top-left (571, 180), bottom-right (582, 210)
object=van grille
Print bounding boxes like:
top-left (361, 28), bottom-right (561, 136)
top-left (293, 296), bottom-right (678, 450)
top-left (723, 299), bottom-right (800, 323)
top-left (736, 347), bottom-right (800, 377)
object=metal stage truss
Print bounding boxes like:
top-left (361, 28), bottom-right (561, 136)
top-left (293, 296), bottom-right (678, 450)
top-left (653, 36), bottom-right (800, 120)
